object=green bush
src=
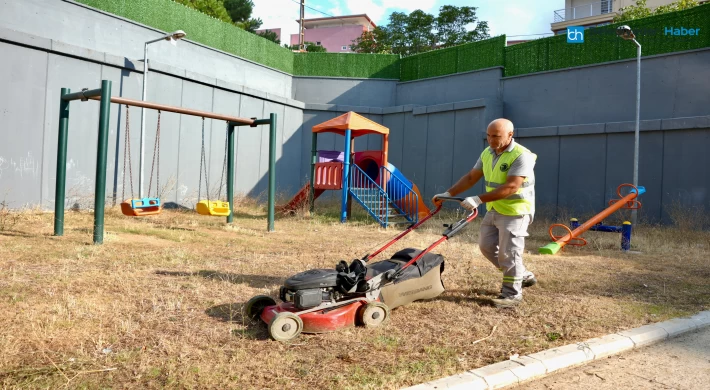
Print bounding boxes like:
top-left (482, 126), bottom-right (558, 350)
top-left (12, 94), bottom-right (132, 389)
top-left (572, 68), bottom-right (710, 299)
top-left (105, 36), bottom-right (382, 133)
top-left (504, 3), bottom-right (710, 76)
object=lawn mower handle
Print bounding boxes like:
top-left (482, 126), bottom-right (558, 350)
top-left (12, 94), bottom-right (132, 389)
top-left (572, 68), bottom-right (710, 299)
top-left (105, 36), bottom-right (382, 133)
top-left (364, 194), bottom-right (472, 261)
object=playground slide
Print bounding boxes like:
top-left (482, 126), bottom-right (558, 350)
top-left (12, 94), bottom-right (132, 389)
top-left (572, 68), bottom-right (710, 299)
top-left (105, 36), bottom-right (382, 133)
top-left (385, 167), bottom-right (430, 220)
top-left (277, 183), bottom-right (325, 214)
top-left (539, 184), bottom-right (646, 255)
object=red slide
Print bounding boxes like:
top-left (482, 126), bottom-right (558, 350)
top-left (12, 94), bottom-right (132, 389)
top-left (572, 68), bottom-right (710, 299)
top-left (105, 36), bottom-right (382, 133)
top-left (277, 183), bottom-right (325, 214)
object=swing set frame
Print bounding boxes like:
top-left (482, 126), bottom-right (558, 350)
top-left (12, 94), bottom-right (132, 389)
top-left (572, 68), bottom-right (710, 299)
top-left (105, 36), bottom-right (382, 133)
top-left (54, 80), bottom-right (277, 245)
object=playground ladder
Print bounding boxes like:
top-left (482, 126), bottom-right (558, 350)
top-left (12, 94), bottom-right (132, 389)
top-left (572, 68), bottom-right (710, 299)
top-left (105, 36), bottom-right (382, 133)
top-left (349, 165), bottom-right (416, 228)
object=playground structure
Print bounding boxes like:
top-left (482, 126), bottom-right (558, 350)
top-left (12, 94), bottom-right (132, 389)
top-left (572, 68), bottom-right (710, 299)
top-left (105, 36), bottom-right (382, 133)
top-left (278, 112), bottom-right (429, 228)
top-left (53, 80), bottom-right (277, 245)
top-left (539, 183), bottom-right (646, 255)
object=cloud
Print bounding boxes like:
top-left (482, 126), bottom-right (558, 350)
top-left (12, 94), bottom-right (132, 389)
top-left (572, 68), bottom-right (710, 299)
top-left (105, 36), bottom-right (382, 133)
top-left (344, 0), bottom-right (438, 25)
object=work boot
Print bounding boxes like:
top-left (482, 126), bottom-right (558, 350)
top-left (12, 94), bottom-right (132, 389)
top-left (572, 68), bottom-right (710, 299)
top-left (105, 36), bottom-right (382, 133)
top-left (522, 272), bottom-right (537, 288)
top-left (491, 294), bottom-right (522, 308)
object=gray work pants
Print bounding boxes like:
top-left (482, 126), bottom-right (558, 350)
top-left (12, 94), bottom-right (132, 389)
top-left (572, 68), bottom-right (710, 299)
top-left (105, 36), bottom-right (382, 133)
top-left (478, 209), bottom-right (532, 298)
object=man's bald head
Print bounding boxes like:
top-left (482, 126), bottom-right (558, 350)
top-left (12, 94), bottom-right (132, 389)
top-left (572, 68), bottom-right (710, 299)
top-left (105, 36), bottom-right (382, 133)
top-left (486, 118), bottom-right (515, 153)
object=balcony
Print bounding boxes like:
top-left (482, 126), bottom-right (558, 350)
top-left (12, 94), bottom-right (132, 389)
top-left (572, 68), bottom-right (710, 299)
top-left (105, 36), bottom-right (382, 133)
top-left (553, 0), bottom-right (614, 22)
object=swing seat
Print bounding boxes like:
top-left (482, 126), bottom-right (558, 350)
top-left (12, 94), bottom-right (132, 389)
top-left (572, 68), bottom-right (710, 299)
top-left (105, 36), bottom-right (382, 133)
top-left (120, 198), bottom-right (162, 217)
top-left (196, 200), bottom-right (231, 216)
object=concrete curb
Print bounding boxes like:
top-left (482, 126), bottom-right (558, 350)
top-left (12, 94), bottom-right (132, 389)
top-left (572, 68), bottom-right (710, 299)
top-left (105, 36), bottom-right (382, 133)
top-left (403, 310), bottom-right (710, 390)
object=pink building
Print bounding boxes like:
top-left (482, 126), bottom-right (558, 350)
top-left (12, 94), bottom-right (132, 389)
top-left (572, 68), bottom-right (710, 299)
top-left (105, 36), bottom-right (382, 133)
top-left (290, 14), bottom-right (376, 52)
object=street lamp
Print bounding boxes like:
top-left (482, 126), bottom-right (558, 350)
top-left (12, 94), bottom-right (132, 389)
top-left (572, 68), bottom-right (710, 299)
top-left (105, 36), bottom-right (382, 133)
top-left (138, 30), bottom-right (186, 198)
top-left (616, 25), bottom-right (641, 226)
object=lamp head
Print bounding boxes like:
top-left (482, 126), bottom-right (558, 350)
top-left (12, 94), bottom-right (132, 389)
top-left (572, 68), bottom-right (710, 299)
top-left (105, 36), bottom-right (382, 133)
top-left (169, 30), bottom-right (187, 40)
top-left (616, 25), bottom-right (635, 40)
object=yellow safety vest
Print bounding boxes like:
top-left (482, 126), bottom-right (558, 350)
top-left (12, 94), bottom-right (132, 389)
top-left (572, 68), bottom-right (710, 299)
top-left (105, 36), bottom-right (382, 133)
top-left (480, 143), bottom-right (537, 216)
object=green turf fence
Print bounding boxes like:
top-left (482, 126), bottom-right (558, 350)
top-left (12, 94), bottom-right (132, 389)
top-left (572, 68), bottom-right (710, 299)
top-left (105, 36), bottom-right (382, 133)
top-left (76, 0), bottom-right (295, 74)
top-left (399, 35), bottom-right (507, 82)
top-left (293, 52), bottom-right (400, 79)
top-left (504, 3), bottom-right (710, 77)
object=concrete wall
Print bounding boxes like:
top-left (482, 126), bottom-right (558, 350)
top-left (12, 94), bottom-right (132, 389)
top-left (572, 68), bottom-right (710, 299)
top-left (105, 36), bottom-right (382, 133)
top-left (502, 50), bottom-right (710, 128)
top-left (292, 77), bottom-right (397, 107)
top-left (0, 0), bottom-right (293, 98)
top-left (0, 27), bottom-right (305, 210)
top-left (396, 67), bottom-right (504, 107)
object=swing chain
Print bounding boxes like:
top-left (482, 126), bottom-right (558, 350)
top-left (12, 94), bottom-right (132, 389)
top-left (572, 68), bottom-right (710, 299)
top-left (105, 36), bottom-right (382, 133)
top-left (198, 117), bottom-right (210, 203)
top-left (122, 105), bottom-right (135, 201)
top-left (218, 123), bottom-right (228, 201)
top-left (147, 110), bottom-right (161, 198)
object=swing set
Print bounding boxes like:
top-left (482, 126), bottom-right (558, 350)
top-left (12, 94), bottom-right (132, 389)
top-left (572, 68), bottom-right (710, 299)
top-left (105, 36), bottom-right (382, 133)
top-left (54, 80), bottom-right (278, 245)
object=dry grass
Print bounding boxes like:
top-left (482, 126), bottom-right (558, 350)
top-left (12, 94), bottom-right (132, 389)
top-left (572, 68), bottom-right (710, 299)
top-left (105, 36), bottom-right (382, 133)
top-left (0, 201), bottom-right (708, 389)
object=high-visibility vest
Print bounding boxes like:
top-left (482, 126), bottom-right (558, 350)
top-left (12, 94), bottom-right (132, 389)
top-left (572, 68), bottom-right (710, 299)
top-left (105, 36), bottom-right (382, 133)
top-left (480, 143), bottom-right (537, 216)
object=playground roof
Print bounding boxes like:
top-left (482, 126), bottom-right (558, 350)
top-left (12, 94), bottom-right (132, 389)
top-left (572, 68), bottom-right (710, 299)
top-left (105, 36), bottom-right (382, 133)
top-left (312, 111), bottom-right (389, 137)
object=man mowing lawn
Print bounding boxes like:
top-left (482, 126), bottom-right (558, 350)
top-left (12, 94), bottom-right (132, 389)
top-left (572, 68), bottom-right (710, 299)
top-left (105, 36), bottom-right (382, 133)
top-left (433, 118), bottom-right (537, 308)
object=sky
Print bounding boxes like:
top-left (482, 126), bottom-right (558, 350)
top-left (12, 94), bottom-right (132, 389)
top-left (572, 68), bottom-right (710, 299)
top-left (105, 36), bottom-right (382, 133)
top-left (251, 0), bottom-right (565, 43)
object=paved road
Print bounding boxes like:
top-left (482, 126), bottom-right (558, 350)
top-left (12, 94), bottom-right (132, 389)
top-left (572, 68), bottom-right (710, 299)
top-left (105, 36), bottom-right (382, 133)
top-left (516, 326), bottom-right (710, 390)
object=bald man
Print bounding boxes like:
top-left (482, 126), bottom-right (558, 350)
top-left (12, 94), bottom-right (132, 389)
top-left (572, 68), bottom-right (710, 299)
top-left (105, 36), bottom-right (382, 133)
top-left (432, 118), bottom-right (537, 308)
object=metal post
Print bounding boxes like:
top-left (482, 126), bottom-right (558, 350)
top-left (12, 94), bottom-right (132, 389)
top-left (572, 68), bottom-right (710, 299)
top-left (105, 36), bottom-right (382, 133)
top-left (138, 43), bottom-right (149, 199)
top-left (227, 124), bottom-right (235, 223)
top-left (632, 40), bottom-right (641, 226)
top-left (54, 88), bottom-right (71, 236)
top-left (341, 129), bottom-right (352, 223)
top-left (267, 113), bottom-right (277, 232)
top-left (93, 80), bottom-right (112, 244)
top-left (309, 133), bottom-right (317, 212)
top-left (299, 0), bottom-right (306, 51)
top-left (621, 221), bottom-right (632, 251)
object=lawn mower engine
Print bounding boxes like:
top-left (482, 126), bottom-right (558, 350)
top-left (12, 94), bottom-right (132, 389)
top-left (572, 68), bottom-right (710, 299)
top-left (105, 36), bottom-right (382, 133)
top-left (279, 247), bottom-right (446, 311)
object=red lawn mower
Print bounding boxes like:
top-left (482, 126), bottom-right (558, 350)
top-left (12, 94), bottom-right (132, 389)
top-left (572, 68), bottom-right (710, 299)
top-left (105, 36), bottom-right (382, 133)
top-left (244, 197), bottom-right (477, 341)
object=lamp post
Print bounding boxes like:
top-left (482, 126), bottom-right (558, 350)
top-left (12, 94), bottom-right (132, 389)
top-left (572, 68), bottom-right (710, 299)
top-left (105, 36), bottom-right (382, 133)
top-left (616, 25), bottom-right (641, 226)
top-left (138, 30), bottom-right (186, 198)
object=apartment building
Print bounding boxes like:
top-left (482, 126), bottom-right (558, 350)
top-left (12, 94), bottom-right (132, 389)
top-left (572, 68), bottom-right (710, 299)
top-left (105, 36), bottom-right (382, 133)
top-left (289, 14), bottom-right (376, 52)
top-left (551, 0), bottom-right (707, 34)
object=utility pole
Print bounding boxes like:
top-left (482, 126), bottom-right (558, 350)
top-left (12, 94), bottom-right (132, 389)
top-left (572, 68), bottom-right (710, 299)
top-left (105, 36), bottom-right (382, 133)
top-left (299, 0), bottom-right (305, 51)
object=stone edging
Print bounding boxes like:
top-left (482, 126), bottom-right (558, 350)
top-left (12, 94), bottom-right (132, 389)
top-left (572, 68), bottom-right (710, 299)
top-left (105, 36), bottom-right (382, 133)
top-left (403, 310), bottom-right (710, 390)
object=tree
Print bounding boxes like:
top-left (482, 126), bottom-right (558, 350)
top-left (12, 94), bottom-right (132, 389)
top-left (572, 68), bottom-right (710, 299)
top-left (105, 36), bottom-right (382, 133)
top-left (350, 27), bottom-right (392, 54)
top-left (614, 0), bottom-right (699, 22)
top-left (257, 30), bottom-right (280, 44)
top-left (435, 5), bottom-right (490, 47)
top-left (223, 0), bottom-right (263, 32)
top-left (350, 6), bottom-right (490, 56)
top-left (174, 0), bottom-right (232, 24)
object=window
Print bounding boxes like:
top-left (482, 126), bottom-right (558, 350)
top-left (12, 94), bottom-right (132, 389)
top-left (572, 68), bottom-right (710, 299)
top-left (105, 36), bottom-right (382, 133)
top-left (316, 41), bottom-right (321, 45)
top-left (341, 45), bottom-right (348, 51)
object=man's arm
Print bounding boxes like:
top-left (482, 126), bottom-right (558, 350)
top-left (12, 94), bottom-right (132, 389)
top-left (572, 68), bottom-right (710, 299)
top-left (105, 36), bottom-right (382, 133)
top-left (478, 175), bottom-right (525, 203)
top-left (447, 169), bottom-right (484, 197)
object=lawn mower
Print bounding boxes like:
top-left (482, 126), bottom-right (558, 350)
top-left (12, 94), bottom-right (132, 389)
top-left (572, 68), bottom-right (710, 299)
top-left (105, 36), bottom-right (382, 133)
top-left (244, 197), bottom-right (478, 341)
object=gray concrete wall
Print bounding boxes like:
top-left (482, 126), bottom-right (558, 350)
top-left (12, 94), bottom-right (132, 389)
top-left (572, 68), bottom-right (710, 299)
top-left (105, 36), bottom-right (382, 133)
top-left (0, 0), bottom-right (293, 98)
top-left (502, 49), bottom-right (710, 128)
top-left (514, 117), bottom-right (710, 225)
top-left (0, 27), bottom-right (304, 210)
top-left (291, 77), bottom-right (397, 107)
top-left (396, 68), bottom-right (504, 107)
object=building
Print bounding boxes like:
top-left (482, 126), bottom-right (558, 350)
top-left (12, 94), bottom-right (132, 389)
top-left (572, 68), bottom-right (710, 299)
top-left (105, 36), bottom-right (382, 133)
top-left (551, 0), bottom-right (708, 34)
top-left (289, 14), bottom-right (376, 52)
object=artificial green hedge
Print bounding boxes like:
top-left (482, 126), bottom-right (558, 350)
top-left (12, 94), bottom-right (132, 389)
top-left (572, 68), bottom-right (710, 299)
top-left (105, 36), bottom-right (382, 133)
top-left (76, 0), bottom-right (295, 74)
top-left (293, 53), bottom-right (400, 79)
top-left (399, 36), bottom-right (506, 82)
top-left (77, 0), bottom-right (709, 81)
top-left (504, 3), bottom-right (710, 77)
